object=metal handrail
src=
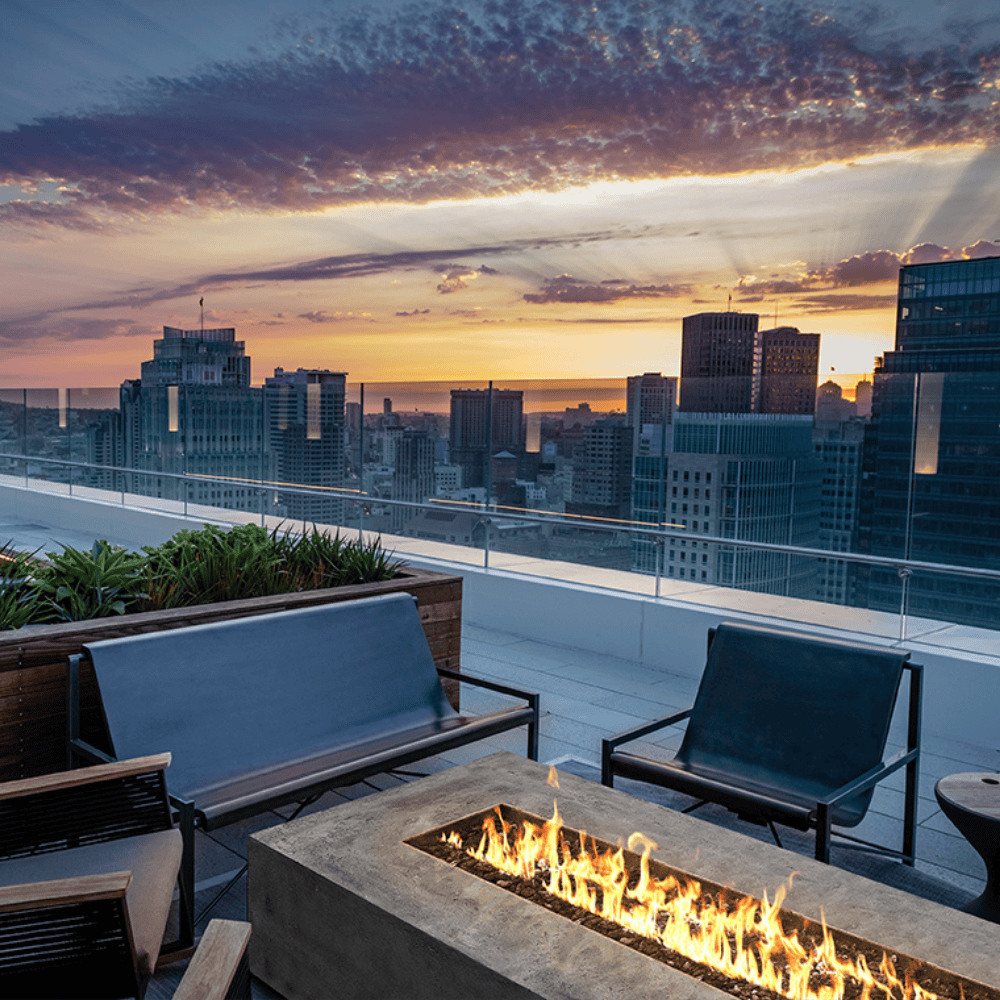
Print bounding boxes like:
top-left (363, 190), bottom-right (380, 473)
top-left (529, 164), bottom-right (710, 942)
top-left (3, 450), bottom-right (1000, 584)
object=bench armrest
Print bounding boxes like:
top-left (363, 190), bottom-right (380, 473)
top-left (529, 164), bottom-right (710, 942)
top-left (601, 707), bottom-right (693, 785)
top-left (0, 753), bottom-right (171, 803)
top-left (436, 667), bottom-right (537, 703)
top-left (172, 919), bottom-right (251, 1000)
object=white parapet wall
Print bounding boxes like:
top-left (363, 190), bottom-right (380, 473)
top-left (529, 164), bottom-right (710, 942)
top-left (3, 475), bottom-right (998, 755)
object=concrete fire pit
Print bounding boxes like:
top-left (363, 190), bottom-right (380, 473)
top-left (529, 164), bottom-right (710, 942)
top-left (249, 753), bottom-right (1000, 1000)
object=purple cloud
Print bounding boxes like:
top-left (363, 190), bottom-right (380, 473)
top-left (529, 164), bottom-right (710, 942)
top-left (524, 274), bottom-right (691, 304)
top-left (738, 241), bottom-right (1000, 298)
top-left (2, 1), bottom-right (999, 228)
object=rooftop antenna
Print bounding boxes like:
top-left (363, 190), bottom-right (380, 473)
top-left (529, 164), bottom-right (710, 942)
top-left (727, 293), bottom-right (732, 313)
top-left (199, 297), bottom-right (204, 334)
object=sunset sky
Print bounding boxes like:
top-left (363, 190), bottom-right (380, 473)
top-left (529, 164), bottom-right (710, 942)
top-left (2, 0), bottom-right (1000, 389)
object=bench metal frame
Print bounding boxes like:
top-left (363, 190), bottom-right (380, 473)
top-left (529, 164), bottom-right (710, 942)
top-left (68, 608), bottom-right (539, 950)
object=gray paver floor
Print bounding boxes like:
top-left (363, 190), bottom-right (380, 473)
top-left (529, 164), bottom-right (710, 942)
top-left (149, 622), bottom-right (996, 999)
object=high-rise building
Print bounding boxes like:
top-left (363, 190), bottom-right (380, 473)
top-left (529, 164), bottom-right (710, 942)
top-left (264, 368), bottom-right (346, 526)
top-left (813, 418), bottom-right (865, 605)
top-left (566, 419), bottom-right (633, 521)
top-left (632, 413), bottom-right (821, 596)
top-left (856, 255), bottom-right (1000, 628)
top-left (448, 388), bottom-right (524, 490)
top-left (118, 327), bottom-right (264, 510)
top-left (756, 327), bottom-right (819, 414)
top-left (626, 373), bottom-right (676, 455)
top-left (392, 429), bottom-right (436, 532)
top-left (140, 326), bottom-right (251, 386)
top-left (678, 314), bottom-right (819, 415)
top-left (815, 381), bottom-right (857, 422)
top-left (678, 312), bottom-right (759, 412)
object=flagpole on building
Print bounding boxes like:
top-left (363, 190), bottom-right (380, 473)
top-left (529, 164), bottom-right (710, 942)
top-left (200, 297), bottom-right (204, 334)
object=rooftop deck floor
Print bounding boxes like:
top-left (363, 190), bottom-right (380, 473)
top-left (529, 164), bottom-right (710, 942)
top-left (2, 506), bottom-right (995, 996)
top-left (150, 621), bottom-right (997, 998)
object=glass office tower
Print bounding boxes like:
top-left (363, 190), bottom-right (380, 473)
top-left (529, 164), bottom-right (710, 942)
top-left (856, 256), bottom-right (1000, 628)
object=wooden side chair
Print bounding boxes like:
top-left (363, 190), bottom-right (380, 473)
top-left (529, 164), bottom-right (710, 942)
top-left (0, 754), bottom-right (193, 999)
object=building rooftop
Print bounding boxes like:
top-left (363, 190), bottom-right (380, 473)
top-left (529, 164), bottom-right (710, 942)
top-left (1, 487), bottom-right (996, 998)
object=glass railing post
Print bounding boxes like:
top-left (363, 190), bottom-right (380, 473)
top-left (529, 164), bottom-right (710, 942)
top-left (654, 534), bottom-right (663, 599)
top-left (482, 515), bottom-right (491, 570)
top-left (898, 567), bottom-right (911, 642)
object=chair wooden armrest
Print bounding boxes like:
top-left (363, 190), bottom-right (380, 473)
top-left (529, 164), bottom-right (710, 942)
top-left (0, 872), bottom-right (143, 999)
top-left (0, 753), bottom-right (172, 802)
top-left (172, 919), bottom-right (252, 1000)
top-left (0, 754), bottom-right (175, 861)
top-left (0, 870), bottom-right (132, 912)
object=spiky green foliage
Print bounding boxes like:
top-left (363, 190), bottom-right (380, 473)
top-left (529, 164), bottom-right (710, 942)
top-left (0, 542), bottom-right (46, 630)
top-left (0, 524), bottom-right (402, 629)
top-left (141, 523), bottom-right (294, 609)
top-left (34, 540), bottom-right (146, 623)
top-left (268, 524), bottom-right (401, 589)
top-left (141, 522), bottom-right (402, 610)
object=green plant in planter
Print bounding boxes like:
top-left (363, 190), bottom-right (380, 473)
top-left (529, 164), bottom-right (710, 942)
top-left (142, 523), bottom-right (298, 609)
top-left (0, 543), bottom-right (45, 631)
top-left (269, 524), bottom-right (401, 589)
top-left (34, 540), bottom-right (146, 623)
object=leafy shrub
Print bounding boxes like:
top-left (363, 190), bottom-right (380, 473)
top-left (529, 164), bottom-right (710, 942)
top-left (142, 523), bottom-right (294, 609)
top-left (269, 525), bottom-right (400, 589)
top-left (0, 543), bottom-right (45, 630)
top-left (0, 524), bottom-right (402, 629)
top-left (33, 540), bottom-right (146, 623)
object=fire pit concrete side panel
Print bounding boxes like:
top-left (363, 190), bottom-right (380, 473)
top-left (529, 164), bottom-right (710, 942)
top-left (249, 752), bottom-right (1000, 1000)
top-left (250, 846), bottom-right (543, 1000)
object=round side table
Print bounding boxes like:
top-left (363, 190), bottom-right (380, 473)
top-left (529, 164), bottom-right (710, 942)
top-left (934, 772), bottom-right (1000, 923)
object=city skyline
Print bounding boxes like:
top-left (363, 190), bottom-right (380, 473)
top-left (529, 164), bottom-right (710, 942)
top-left (3, 0), bottom-right (1000, 386)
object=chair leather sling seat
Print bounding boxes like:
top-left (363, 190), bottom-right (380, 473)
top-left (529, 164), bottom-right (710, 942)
top-left (608, 752), bottom-right (869, 829)
top-left (0, 828), bottom-right (182, 977)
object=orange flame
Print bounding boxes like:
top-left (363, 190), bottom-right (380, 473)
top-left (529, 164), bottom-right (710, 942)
top-left (443, 801), bottom-right (938, 1000)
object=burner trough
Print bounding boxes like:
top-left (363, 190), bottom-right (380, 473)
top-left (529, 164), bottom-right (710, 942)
top-left (248, 753), bottom-right (1000, 1000)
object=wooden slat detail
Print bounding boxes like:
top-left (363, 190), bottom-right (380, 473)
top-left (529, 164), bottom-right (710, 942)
top-left (0, 753), bottom-right (170, 802)
top-left (0, 571), bottom-right (462, 779)
top-left (172, 919), bottom-right (251, 1000)
top-left (0, 872), bottom-right (130, 913)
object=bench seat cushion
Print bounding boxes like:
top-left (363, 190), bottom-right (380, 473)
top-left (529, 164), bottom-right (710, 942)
top-left (190, 706), bottom-right (537, 828)
top-left (0, 828), bottom-right (183, 977)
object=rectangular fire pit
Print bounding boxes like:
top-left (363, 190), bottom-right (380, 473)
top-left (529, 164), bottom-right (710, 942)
top-left (248, 753), bottom-right (1000, 1000)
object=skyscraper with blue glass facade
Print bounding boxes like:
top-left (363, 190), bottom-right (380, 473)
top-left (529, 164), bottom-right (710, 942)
top-left (856, 256), bottom-right (1000, 628)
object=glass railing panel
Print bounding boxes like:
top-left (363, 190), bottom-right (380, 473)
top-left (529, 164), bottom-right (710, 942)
top-left (862, 369), bottom-right (1000, 637)
top-left (2, 367), bottom-right (998, 641)
top-left (20, 389), bottom-right (69, 486)
top-left (902, 566), bottom-right (1000, 637)
top-left (0, 390), bottom-right (26, 476)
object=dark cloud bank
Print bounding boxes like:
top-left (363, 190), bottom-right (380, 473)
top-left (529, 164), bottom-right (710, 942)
top-left (738, 240), bottom-right (1000, 300)
top-left (2, 0), bottom-right (999, 229)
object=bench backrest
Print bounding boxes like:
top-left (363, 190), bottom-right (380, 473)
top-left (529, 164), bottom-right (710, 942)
top-left (676, 622), bottom-right (909, 801)
top-left (84, 593), bottom-right (456, 797)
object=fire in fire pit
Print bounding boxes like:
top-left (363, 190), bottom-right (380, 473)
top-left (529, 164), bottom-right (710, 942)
top-left (406, 772), bottom-right (998, 1000)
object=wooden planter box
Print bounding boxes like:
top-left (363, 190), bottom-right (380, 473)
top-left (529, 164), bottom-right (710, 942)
top-left (0, 568), bottom-right (462, 782)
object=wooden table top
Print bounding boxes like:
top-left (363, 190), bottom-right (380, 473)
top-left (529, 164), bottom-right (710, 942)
top-left (935, 772), bottom-right (1000, 820)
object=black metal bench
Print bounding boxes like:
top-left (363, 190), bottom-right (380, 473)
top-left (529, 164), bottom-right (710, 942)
top-left (68, 592), bottom-right (540, 946)
top-left (602, 621), bottom-right (921, 865)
